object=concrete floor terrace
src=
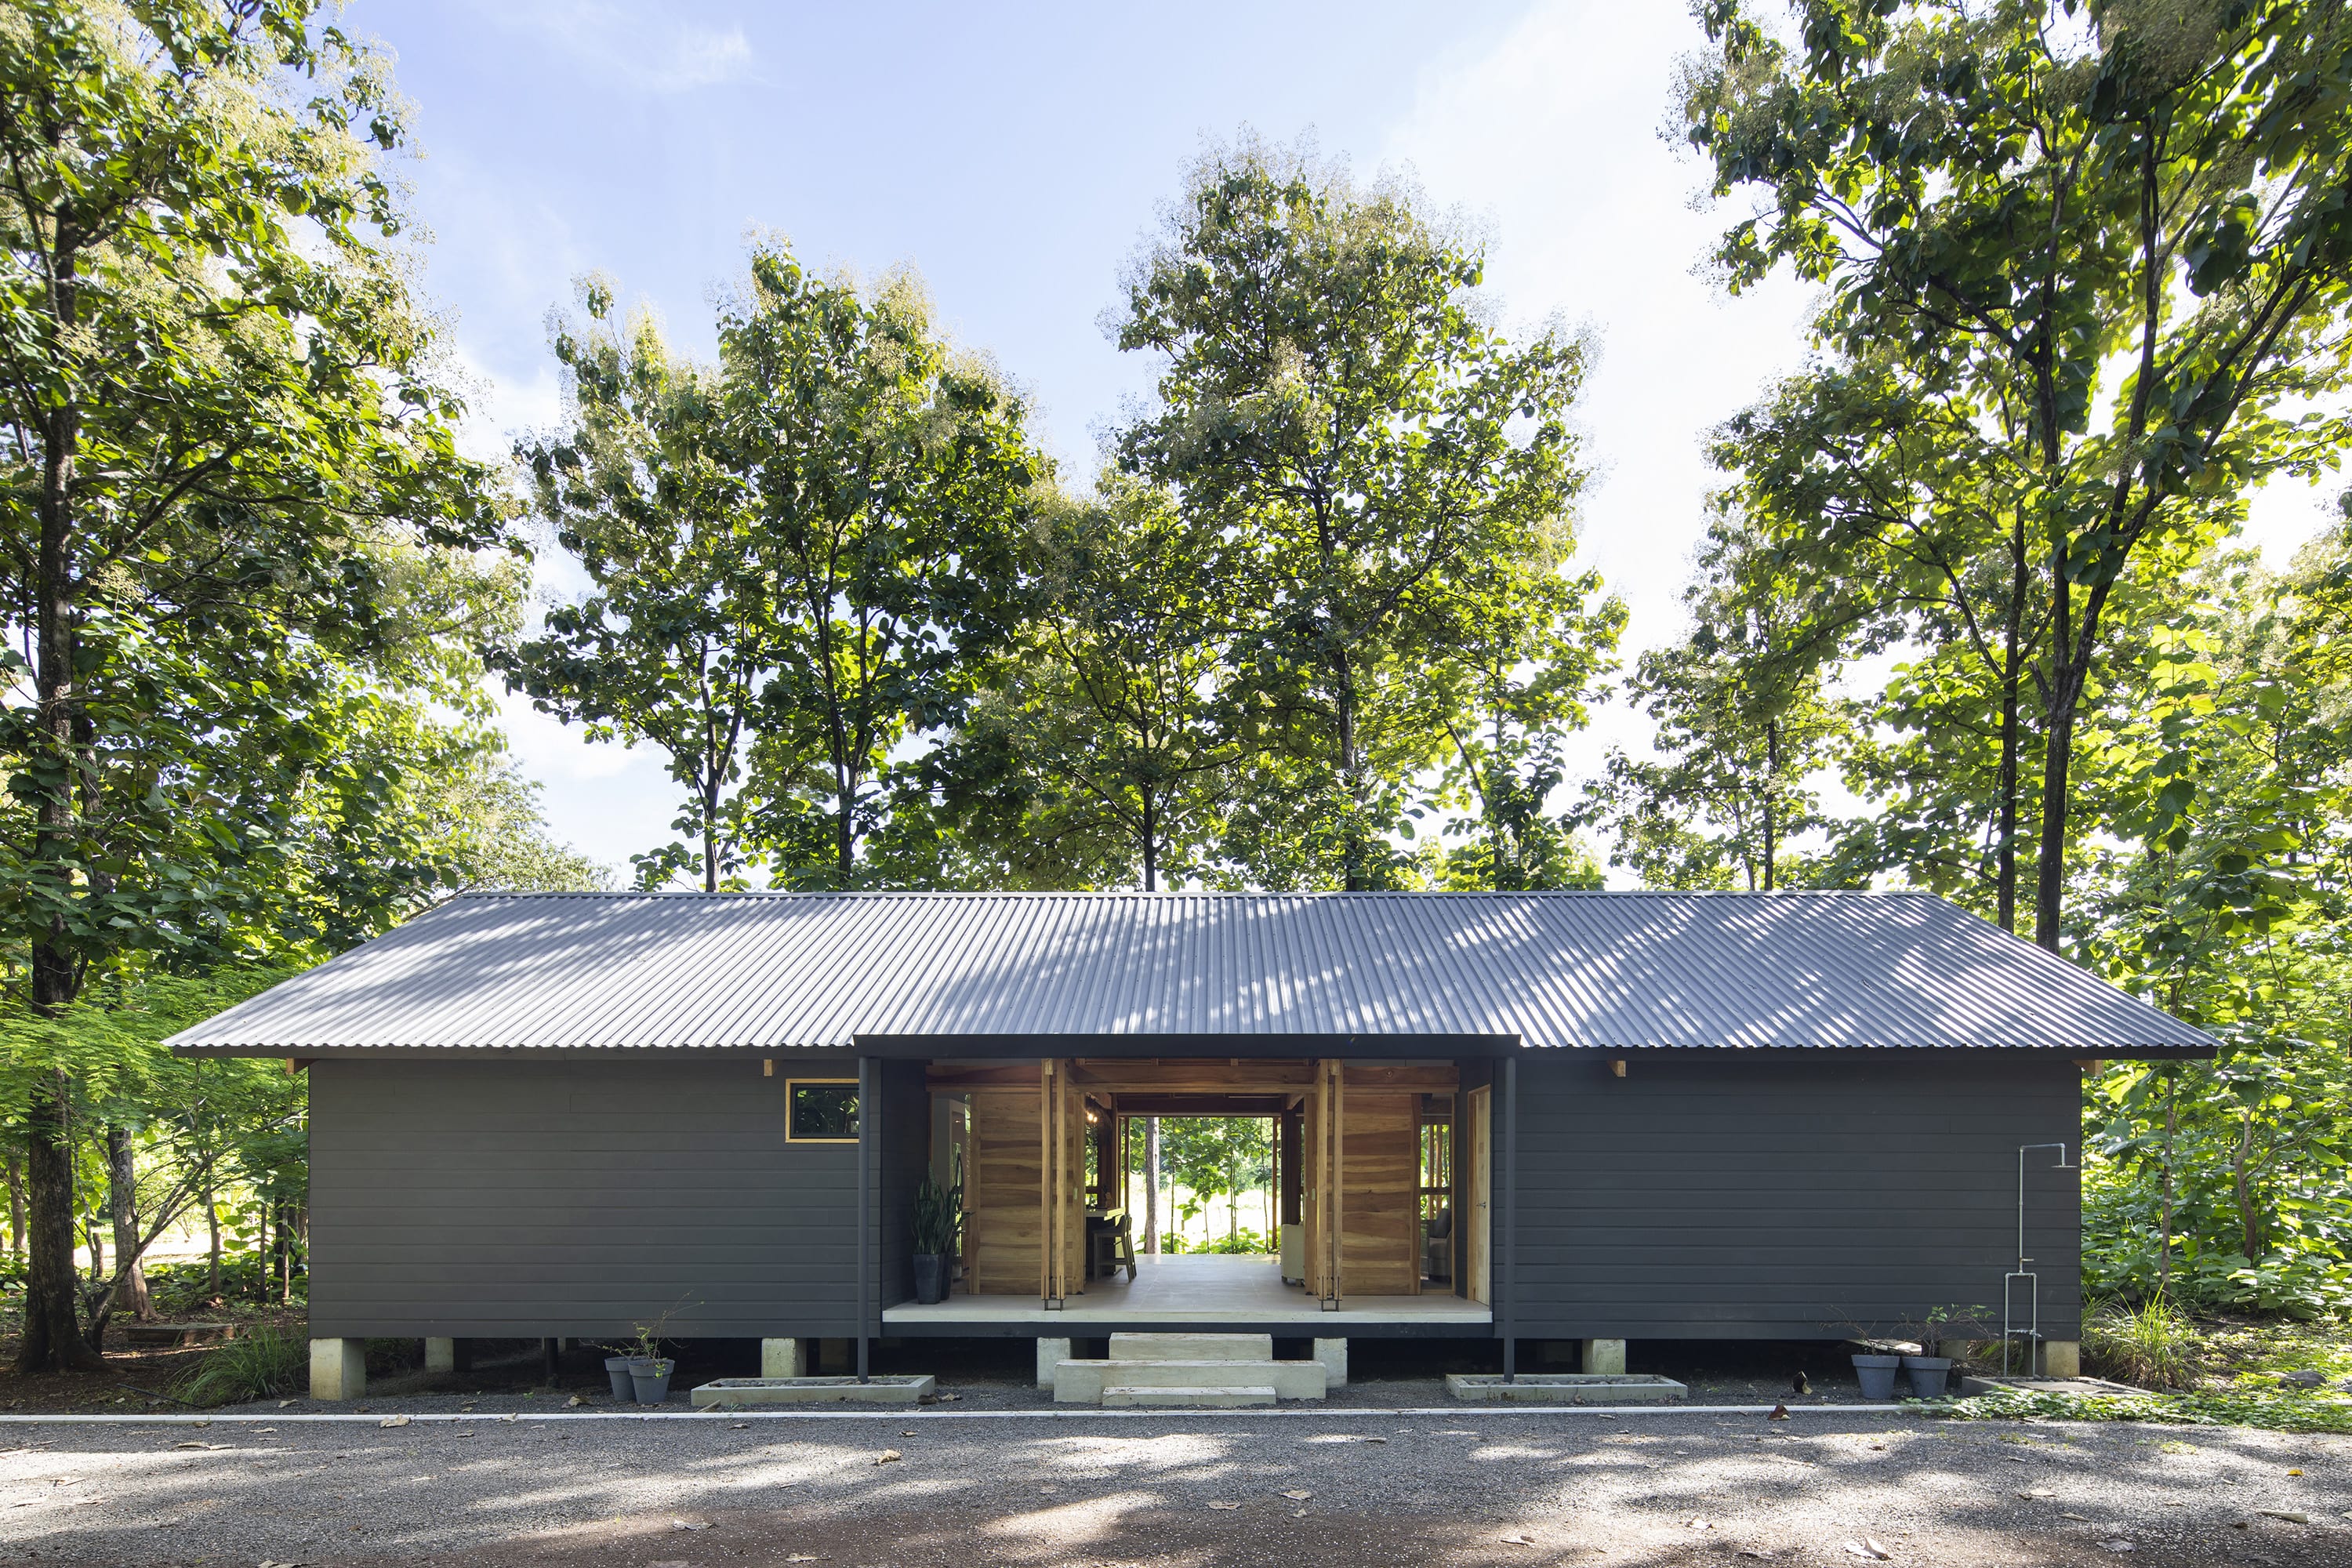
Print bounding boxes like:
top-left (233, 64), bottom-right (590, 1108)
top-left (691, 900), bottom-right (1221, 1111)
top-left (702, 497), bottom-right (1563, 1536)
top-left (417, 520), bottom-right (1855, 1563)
top-left (880, 1251), bottom-right (1494, 1329)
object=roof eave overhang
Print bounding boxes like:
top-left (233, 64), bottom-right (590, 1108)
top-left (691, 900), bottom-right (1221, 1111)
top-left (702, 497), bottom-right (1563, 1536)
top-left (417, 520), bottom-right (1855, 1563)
top-left (169, 1036), bottom-right (2216, 1061)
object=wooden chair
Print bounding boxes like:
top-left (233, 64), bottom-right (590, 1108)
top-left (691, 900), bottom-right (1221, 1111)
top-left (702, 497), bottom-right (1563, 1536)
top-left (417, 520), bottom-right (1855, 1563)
top-left (1091, 1208), bottom-right (1137, 1283)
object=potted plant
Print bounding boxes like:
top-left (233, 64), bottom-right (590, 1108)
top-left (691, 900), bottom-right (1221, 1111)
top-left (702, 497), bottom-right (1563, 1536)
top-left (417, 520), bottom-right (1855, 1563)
top-left (601, 1351), bottom-right (638, 1402)
top-left (911, 1164), bottom-right (963, 1305)
top-left (630, 1352), bottom-right (675, 1405)
top-left (605, 1302), bottom-right (687, 1403)
top-left (1850, 1348), bottom-right (1904, 1400)
top-left (1895, 1305), bottom-right (1984, 1398)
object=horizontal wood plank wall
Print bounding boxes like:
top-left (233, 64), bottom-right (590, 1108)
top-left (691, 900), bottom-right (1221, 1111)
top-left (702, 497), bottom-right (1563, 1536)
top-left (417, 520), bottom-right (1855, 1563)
top-left (967, 1087), bottom-right (1042, 1296)
top-left (307, 1057), bottom-right (862, 1338)
top-left (1509, 1053), bottom-right (2085, 1341)
top-left (1338, 1088), bottom-right (1419, 1295)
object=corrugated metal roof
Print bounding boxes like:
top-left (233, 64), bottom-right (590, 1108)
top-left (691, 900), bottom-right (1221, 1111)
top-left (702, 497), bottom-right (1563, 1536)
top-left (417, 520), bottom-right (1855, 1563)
top-left (165, 891), bottom-right (2218, 1054)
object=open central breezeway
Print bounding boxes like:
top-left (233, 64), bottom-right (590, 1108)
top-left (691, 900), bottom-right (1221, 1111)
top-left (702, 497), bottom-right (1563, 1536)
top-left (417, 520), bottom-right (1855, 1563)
top-left (882, 1252), bottom-right (1490, 1329)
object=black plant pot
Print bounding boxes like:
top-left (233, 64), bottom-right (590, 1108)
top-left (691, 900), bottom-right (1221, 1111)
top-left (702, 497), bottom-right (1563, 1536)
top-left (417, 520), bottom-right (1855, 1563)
top-left (913, 1252), bottom-right (946, 1305)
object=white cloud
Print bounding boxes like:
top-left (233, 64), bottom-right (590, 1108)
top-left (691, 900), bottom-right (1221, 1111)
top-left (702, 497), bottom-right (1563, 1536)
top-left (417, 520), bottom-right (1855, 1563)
top-left (488, 2), bottom-right (755, 94)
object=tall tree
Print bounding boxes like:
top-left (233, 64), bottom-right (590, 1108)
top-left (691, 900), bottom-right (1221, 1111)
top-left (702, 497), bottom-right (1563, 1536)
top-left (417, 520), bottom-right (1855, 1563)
top-left (1426, 541), bottom-right (1623, 890)
top-left (503, 285), bottom-right (765, 892)
top-left (1583, 521), bottom-right (1853, 891)
top-left (1115, 136), bottom-right (1594, 890)
top-left (2078, 536), bottom-right (2352, 1312)
top-left (947, 477), bottom-right (1240, 890)
top-left (719, 243), bottom-right (1044, 887)
top-left (0, 1), bottom-right (514, 1367)
top-left (1682, 0), bottom-right (2352, 948)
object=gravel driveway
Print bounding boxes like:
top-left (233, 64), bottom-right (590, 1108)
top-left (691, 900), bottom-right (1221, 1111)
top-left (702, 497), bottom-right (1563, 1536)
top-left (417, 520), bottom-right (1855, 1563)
top-left (4, 1409), bottom-right (2347, 1567)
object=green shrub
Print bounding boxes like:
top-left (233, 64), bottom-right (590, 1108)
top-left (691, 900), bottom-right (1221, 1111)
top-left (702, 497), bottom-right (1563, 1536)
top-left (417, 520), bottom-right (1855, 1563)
top-left (173, 1325), bottom-right (307, 1407)
top-left (2085, 1296), bottom-right (2202, 1389)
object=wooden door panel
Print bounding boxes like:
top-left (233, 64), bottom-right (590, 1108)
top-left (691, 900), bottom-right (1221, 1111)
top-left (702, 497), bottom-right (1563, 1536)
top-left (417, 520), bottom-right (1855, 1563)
top-left (1339, 1088), bottom-right (1417, 1295)
top-left (968, 1088), bottom-right (1040, 1296)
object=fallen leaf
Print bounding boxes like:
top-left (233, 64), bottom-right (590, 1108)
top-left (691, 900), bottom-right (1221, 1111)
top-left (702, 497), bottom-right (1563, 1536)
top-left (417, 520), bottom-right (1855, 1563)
top-left (566, 1395), bottom-right (587, 1408)
top-left (2097, 1541), bottom-right (2135, 1554)
top-left (1363, 1436), bottom-right (1388, 1443)
top-left (1207, 1501), bottom-right (1240, 1510)
top-left (1864, 1539), bottom-right (1892, 1560)
top-left (1841, 1542), bottom-right (1889, 1561)
top-left (1769, 1404), bottom-right (1789, 1421)
top-left (2256, 1510), bottom-right (2310, 1525)
top-left (1282, 1489), bottom-right (1312, 1500)
top-left (2059, 1512), bottom-right (2090, 1521)
top-left (935, 1392), bottom-right (960, 1402)
top-left (875, 1449), bottom-right (902, 1465)
top-left (1500, 1535), bottom-right (1537, 1548)
top-left (670, 1519), bottom-right (711, 1531)
top-left (2286, 1468), bottom-right (2303, 1476)
top-left (276, 1401), bottom-right (296, 1409)
top-left (1293, 1508), bottom-right (1308, 1518)
top-left (730, 1422), bottom-right (749, 1429)
top-left (379, 1416), bottom-right (410, 1428)
top-left (171, 1442), bottom-right (209, 1450)
top-left (499, 1414), bottom-right (517, 1423)
top-left (785, 1557), bottom-right (825, 1564)
top-left (2017, 1489), bottom-right (2055, 1499)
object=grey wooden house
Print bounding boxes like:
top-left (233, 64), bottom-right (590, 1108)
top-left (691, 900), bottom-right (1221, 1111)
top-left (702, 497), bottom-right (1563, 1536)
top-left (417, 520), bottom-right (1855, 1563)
top-left (166, 891), bottom-right (2216, 1399)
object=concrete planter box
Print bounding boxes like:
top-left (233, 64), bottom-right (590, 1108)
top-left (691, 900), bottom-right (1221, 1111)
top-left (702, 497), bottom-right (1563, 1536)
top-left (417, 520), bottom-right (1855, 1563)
top-left (1446, 1373), bottom-right (1687, 1405)
top-left (691, 1374), bottom-right (936, 1408)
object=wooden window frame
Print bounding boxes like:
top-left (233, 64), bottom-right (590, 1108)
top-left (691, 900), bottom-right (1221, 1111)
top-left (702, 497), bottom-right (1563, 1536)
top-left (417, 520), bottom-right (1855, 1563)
top-left (784, 1077), bottom-right (862, 1144)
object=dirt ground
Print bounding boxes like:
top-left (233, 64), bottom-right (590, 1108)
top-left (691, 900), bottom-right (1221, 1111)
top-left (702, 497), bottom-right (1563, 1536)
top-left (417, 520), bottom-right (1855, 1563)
top-left (3, 1406), bottom-right (2348, 1568)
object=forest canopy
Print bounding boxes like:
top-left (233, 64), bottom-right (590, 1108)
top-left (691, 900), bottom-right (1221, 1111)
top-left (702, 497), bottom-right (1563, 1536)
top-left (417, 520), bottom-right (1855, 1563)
top-left (0, 0), bottom-right (2347, 1369)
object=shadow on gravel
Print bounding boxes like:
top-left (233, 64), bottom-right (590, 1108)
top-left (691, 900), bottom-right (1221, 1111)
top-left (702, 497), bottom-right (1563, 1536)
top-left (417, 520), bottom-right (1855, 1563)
top-left (11, 1414), bottom-right (2349, 1568)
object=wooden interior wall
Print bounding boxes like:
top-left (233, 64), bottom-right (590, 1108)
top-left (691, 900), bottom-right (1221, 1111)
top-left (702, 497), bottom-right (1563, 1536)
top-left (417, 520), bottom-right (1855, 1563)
top-left (966, 1088), bottom-right (1041, 1296)
top-left (1339, 1087), bottom-right (1420, 1294)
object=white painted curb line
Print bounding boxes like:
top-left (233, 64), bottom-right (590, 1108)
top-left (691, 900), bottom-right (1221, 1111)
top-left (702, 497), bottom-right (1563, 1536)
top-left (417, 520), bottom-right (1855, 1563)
top-left (0, 1404), bottom-right (1912, 1425)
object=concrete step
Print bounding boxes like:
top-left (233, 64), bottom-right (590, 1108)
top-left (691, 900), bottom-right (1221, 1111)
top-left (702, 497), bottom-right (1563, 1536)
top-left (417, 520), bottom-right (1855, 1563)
top-left (1103, 1384), bottom-right (1276, 1409)
top-left (1054, 1358), bottom-right (1327, 1403)
top-left (1109, 1332), bottom-right (1272, 1362)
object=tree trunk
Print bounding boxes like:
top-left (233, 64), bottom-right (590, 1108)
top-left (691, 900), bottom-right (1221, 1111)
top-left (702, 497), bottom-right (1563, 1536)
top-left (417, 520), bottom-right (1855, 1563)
top-left (1334, 644), bottom-right (1365, 891)
top-left (5, 1152), bottom-right (23, 1254)
top-left (2158, 1074), bottom-right (2176, 1298)
top-left (2232, 1113), bottom-right (2264, 1261)
top-left (1994, 512), bottom-right (2027, 931)
top-left (17, 1073), bottom-right (99, 1371)
top-left (22, 239), bottom-right (101, 1372)
top-left (1141, 791), bottom-right (1159, 892)
top-left (106, 1124), bottom-right (153, 1323)
top-left (1142, 1118), bottom-right (1161, 1254)
top-left (203, 1160), bottom-right (221, 1298)
top-left (1761, 717), bottom-right (1780, 892)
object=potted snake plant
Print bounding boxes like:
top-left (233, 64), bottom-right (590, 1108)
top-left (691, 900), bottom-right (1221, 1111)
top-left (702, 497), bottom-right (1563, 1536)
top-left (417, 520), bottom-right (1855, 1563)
top-left (911, 1165), bottom-right (963, 1305)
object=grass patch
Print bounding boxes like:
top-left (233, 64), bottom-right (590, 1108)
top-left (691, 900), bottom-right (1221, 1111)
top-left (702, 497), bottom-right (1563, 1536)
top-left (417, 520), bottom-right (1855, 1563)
top-left (1930, 1387), bottom-right (2352, 1434)
top-left (172, 1324), bottom-right (307, 1407)
top-left (2085, 1297), bottom-right (2202, 1388)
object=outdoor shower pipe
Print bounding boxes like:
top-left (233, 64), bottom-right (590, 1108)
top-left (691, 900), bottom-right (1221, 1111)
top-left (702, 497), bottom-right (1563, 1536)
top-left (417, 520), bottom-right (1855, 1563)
top-left (2015, 1142), bottom-right (2076, 1272)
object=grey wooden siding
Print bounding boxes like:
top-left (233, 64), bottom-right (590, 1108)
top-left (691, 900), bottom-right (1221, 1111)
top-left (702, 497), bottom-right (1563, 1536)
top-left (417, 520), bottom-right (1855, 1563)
top-left (1505, 1054), bottom-right (2082, 1341)
top-left (308, 1056), bottom-right (866, 1338)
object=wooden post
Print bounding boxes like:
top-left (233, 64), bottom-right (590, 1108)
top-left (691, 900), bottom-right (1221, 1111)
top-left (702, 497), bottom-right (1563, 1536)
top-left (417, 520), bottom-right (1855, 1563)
top-left (1039, 1059), bottom-right (1051, 1307)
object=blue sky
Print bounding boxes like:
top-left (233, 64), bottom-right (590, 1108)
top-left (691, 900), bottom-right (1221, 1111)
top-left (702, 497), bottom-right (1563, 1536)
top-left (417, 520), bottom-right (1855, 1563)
top-left (357, 0), bottom-right (2339, 877)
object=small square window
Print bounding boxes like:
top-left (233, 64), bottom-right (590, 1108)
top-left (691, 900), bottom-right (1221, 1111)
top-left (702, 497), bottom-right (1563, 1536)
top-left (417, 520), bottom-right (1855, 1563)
top-left (786, 1080), bottom-right (859, 1142)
